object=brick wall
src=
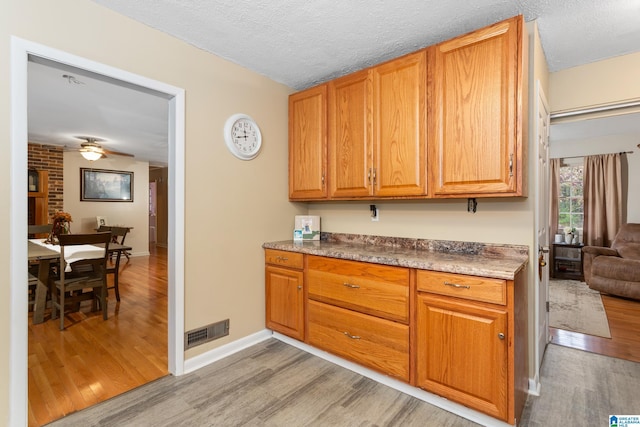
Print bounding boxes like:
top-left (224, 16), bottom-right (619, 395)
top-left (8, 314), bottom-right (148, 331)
top-left (28, 143), bottom-right (64, 217)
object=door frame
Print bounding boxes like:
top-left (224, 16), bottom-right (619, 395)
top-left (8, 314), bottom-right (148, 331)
top-left (9, 36), bottom-right (186, 426)
top-left (532, 80), bottom-right (551, 395)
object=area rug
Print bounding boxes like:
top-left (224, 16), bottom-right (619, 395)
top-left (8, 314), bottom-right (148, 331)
top-left (549, 279), bottom-right (612, 338)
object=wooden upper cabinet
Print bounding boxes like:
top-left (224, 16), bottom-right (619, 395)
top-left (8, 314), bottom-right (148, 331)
top-left (289, 15), bottom-right (526, 201)
top-left (429, 15), bottom-right (526, 197)
top-left (328, 69), bottom-right (373, 198)
top-left (329, 50), bottom-right (427, 199)
top-left (289, 84), bottom-right (328, 200)
top-left (373, 51), bottom-right (427, 197)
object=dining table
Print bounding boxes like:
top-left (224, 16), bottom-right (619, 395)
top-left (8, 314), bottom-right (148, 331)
top-left (28, 238), bottom-right (133, 324)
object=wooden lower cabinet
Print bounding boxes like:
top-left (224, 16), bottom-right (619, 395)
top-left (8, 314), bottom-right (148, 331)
top-left (265, 250), bottom-right (305, 340)
top-left (265, 250), bottom-right (526, 425)
top-left (416, 293), bottom-right (508, 420)
top-left (415, 268), bottom-right (527, 425)
top-left (307, 300), bottom-right (409, 381)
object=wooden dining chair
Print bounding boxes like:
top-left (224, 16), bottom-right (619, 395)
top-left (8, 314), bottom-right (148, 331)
top-left (97, 225), bottom-right (130, 301)
top-left (28, 224), bottom-right (56, 309)
top-left (28, 272), bottom-right (39, 310)
top-left (51, 232), bottom-right (112, 330)
top-left (98, 225), bottom-right (131, 259)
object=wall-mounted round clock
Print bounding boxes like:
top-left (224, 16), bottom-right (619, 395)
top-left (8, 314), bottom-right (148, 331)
top-left (223, 113), bottom-right (262, 160)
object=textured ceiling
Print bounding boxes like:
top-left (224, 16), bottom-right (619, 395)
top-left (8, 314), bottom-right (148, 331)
top-left (27, 1), bottom-right (640, 164)
top-left (92, 0), bottom-right (640, 90)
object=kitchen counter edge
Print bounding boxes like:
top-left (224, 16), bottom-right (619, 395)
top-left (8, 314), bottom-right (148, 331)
top-left (263, 237), bottom-right (529, 281)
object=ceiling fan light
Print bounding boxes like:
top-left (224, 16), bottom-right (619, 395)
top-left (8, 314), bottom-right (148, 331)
top-left (81, 150), bottom-right (102, 161)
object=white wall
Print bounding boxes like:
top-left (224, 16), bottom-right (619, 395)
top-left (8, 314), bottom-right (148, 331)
top-left (63, 151), bottom-right (150, 256)
top-left (2, 0), bottom-right (299, 421)
top-left (549, 51), bottom-right (640, 225)
top-left (550, 52), bottom-right (640, 113)
top-left (550, 133), bottom-right (640, 223)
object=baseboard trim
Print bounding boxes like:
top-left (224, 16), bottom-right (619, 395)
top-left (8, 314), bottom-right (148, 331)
top-left (528, 376), bottom-right (541, 396)
top-left (273, 332), bottom-right (514, 427)
top-left (129, 251), bottom-right (151, 258)
top-left (183, 329), bottom-right (272, 374)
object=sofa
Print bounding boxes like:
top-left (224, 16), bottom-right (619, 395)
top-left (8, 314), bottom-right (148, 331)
top-left (582, 223), bottom-right (640, 300)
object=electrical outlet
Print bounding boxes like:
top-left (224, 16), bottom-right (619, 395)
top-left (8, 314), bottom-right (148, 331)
top-left (371, 206), bottom-right (379, 222)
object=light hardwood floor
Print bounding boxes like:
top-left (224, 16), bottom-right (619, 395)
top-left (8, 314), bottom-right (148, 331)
top-left (28, 245), bottom-right (168, 427)
top-left (550, 293), bottom-right (640, 362)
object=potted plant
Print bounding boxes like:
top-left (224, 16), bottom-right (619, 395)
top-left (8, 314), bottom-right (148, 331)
top-left (563, 226), bottom-right (576, 244)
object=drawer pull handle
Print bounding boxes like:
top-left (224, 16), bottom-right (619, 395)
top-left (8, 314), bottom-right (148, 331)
top-left (444, 281), bottom-right (471, 289)
top-left (275, 256), bottom-right (289, 261)
top-left (343, 283), bottom-right (360, 289)
top-left (343, 331), bottom-right (361, 340)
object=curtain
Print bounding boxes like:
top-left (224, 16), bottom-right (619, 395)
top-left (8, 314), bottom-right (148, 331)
top-left (583, 153), bottom-right (622, 247)
top-left (549, 158), bottom-right (561, 270)
top-left (549, 159), bottom-right (561, 236)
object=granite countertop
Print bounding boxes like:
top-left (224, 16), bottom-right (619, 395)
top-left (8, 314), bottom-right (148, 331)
top-left (263, 233), bottom-right (529, 280)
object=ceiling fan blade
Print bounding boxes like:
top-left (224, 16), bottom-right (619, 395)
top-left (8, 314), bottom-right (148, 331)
top-left (103, 149), bottom-right (134, 158)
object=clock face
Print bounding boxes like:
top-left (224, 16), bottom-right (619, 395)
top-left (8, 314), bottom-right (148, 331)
top-left (224, 114), bottom-right (262, 160)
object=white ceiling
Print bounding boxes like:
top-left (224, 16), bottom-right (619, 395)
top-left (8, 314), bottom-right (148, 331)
top-left (27, 0), bottom-right (640, 164)
top-left (28, 57), bottom-right (170, 166)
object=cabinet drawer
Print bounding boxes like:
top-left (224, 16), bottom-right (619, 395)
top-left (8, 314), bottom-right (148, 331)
top-left (265, 249), bottom-right (304, 270)
top-left (307, 300), bottom-right (409, 381)
top-left (307, 256), bottom-right (409, 323)
top-left (416, 270), bottom-right (506, 305)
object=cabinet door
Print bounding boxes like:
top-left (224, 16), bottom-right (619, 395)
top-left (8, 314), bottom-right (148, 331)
top-left (416, 293), bottom-right (509, 421)
top-left (328, 69), bottom-right (373, 198)
top-left (429, 16), bottom-right (524, 197)
top-left (265, 265), bottom-right (305, 340)
top-left (373, 50), bottom-right (427, 197)
top-left (289, 84), bottom-right (328, 200)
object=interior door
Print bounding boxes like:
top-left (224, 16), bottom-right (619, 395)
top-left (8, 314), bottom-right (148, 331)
top-left (535, 81), bottom-right (551, 383)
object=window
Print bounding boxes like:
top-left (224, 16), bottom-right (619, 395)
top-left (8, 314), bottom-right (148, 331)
top-left (558, 163), bottom-right (583, 231)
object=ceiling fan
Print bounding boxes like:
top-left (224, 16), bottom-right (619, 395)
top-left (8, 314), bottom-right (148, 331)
top-left (74, 136), bottom-right (134, 161)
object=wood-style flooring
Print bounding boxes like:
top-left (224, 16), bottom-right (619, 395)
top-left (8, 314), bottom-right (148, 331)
top-left (550, 293), bottom-right (640, 362)
top-left (28, 245), bottom-right (168, 427)
top-left (47, 339), bottom-right (640, 427)
top-left (30, 254), bottom-right (638, 426)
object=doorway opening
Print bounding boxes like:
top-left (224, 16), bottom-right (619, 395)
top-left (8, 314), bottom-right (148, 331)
top-left (10, 37), bottom-right (185, 426)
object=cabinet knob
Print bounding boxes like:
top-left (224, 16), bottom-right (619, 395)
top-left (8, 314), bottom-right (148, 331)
top-left (297, 285), bottom-right (302, 290)
top-left (498, 333), bottom-right (505, 340)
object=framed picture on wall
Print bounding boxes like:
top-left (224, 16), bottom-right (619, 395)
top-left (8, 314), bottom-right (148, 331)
top-left (80, 168), bottom-right (133, 202)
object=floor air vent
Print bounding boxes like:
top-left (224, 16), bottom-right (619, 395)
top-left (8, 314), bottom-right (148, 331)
top-left (184, 319), bottom-right (229, 350)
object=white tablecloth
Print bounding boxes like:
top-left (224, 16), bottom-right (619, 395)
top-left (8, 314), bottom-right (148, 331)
top-left (29, 239), bottom-right (105, 272)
